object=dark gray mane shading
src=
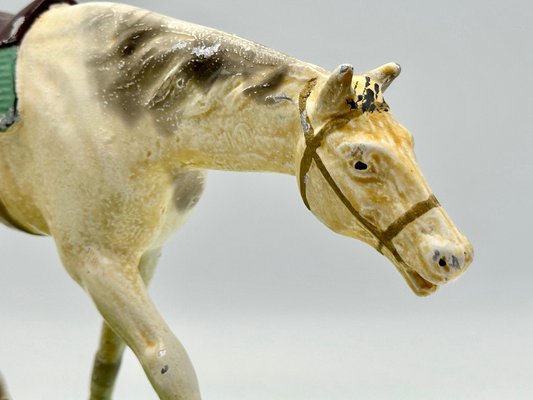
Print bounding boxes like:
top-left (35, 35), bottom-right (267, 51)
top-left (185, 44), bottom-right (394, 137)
top-left (86, 10), bottom-right (297, 129)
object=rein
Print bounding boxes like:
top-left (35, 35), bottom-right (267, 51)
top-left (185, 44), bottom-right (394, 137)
top-left (297, 78), bottom-right (440, 265)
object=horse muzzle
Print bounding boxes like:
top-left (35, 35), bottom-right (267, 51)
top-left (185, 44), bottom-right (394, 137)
top-left (388, 208), bottom-right (474, 295)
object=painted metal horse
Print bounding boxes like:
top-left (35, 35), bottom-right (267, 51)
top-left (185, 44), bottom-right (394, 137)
top-left (0, 1), bottom-right (473, 399)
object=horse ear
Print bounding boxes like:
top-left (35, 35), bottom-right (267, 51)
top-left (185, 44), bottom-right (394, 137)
top-left (314, 64), bottom-right (354, 120)
top-left (366, 62), bottom-right (401, 92)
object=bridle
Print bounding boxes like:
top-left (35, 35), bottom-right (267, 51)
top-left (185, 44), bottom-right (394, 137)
top-left (297, 78), bottom-right (440, 266)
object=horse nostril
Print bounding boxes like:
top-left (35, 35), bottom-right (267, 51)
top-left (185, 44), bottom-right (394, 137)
top-left (432, 249), bottom-right (463, 270)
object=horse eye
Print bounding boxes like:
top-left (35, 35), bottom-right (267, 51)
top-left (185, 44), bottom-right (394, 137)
top-left (354, 161), bottom-right (368, 171)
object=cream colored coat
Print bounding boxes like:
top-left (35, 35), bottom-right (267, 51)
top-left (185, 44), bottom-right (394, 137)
top-left (0, 3), bottom-right (473, 399)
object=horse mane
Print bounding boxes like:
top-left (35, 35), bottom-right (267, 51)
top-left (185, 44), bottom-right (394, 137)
top-left (85, 6), bottom-right (302, 124)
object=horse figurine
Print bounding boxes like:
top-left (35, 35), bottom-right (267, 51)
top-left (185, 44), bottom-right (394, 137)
top-left (0, 1), bottom-right (474, 399)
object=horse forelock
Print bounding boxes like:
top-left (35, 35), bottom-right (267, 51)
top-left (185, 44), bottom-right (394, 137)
top-left (351, 76), bottom-right (390, 114)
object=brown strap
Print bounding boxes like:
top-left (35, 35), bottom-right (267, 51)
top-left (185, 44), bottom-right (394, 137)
top-left (299, 119), bottom-right (349, 209)
top-left (0, 0), bottom-right (77, 47)
top-left (379, 195), bottom-right (440, 246)
top-left (309, 145), bottom-right (382, 238)
top-left (0, 13), bottom-right (14, 32)
top-left (298, 78), bottom-right (357, 210)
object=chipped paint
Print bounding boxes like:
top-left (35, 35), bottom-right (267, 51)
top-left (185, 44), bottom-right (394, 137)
top-left (191, 42), bottom-right (220, 58)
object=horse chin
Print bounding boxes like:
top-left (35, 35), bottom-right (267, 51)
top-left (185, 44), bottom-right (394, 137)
top-left (398, 264), bottom-right (439, 297)
top-left (379, 246), bottom-right (439, 296)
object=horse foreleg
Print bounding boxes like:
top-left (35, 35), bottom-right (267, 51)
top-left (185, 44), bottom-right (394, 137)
top-left (89, 248), bottom-right (162, 400)
top-left (0, 371), bottom-right (11, 400)
top-left (62, 250), bottom-right (200, 400)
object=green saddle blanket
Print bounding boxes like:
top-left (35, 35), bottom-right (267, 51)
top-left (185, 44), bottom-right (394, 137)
top-left (0, 0), bottom-right (78, 132)
top-left (0, 46), bottom-right (17, 131)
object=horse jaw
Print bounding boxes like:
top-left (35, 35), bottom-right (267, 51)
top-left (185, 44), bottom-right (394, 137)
top-left (392, 258), bottom-right (439, 296)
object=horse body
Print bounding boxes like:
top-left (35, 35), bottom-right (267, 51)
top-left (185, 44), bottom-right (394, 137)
top-left (0, 2), bottom-right (473, 399)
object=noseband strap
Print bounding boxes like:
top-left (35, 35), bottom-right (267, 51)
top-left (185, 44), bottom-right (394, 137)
top-left (298, 78), bottom-right (439, 261)
top-left (378, 194), bottom-right (439, 250)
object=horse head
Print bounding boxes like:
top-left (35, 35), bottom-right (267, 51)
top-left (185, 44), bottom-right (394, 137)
top-left (298, 63), bottom-right (473, 296)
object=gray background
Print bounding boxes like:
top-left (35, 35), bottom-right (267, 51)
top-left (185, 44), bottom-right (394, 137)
top-left (1, 0), bottom-right (532, 399)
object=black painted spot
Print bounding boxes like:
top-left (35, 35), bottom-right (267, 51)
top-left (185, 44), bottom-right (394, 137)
top-left (438, 258), bottom-right (447, 267)
top-left (161, 365), bottom-right (169, 374)
top-left (354, 161), bottom-right (368, 170)
top-left (118, 29), bottom-right (157, 57)
top-left (451, 255), bottom-right (460, 268)
top-left (361, 88), bottom-right (375, 113)
top-left (242, 66), bottom-right (289, 103)
top-left (183, 54), bottom-right (224, 89)
top-left (351, 77), bottom-right (389, 114)
top-left (346, 98), bottom-right (357, 110)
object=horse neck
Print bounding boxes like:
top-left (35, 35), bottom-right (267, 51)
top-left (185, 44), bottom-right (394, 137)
top-left (75, 3), bottom-right (330, 175)
top-left (168, 64), bottom-right (326, 175)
